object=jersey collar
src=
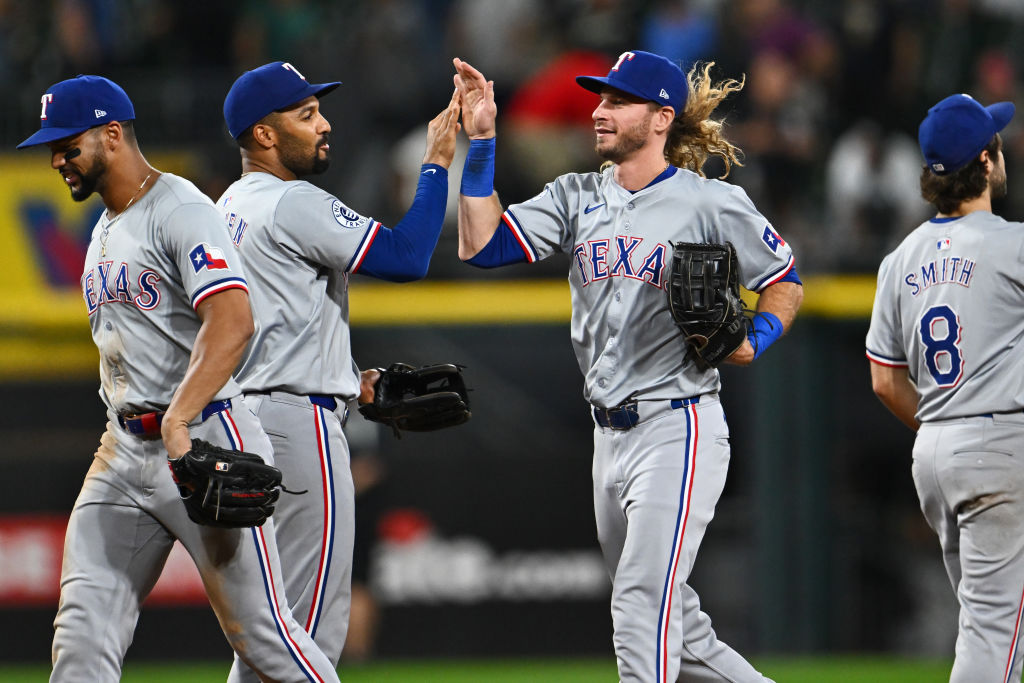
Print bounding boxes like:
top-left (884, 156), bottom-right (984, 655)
top-left (630, 164), bottom-right (677, 194)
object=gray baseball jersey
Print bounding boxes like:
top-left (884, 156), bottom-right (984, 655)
top-left (867, 211), bottom-right (1024, 682)
top-left (59, 172), bottom-right (341, 682)
top-left (866, 212), bottom-right (1024, 421)
top-left (504, 165), bottom-right (794, 407)
top-left (82, 174), bottom-right (246, 413)
top-left (221, 173), bottom-right (374, 400)
top-left (484, 164), bottom-right (789, 682)
top-left (217, 172), bottom-right (368, 677)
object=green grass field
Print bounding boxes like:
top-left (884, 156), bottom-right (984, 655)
top-left (0, 656), bottom-right (954, 682)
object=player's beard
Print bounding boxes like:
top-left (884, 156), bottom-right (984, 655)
top-left (990, 162), bottom-right (1008, 199)
top-left (596, 113), bottom-right (652, 164)
top-left (279, 131), bottom-right (330, 176)
top-left (312, 146), bottom-right (330, 174)
top-left (69, 153), bottom-right (106, 202)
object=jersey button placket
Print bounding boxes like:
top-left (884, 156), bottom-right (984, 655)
top-left (602, 217), bottom-right (625, 393)
top-left (606, 337), bottom-right (617, 377)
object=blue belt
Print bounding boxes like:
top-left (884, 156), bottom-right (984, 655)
top-left (118, 399), bottom-right (232, 437)
top-left (592, 396), bottom-right (700, 431)
top-left (978, 410), bottom-right (1024, 418)
top-left (242, 391), bottom-right (349, 427)
top-left (309, 395), bottom-right (349, 427)
top-left (309, 394), bottom-right (338, 411)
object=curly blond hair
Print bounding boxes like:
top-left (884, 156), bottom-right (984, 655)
top-left (665, 62), bottom-right (744, 178)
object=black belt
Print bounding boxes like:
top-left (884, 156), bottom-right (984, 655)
top-left (118, 399), bottom-right (232, 438)
top-left (592, 396), bottom-right (700, 431)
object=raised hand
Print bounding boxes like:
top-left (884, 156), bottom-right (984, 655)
top-left (453, 57), bottom-right (496, 140)
top-left (423, 87), bottom-right (462, 168)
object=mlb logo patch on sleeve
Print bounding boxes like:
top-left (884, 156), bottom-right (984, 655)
top-left (189, 243), bottom-right (229, 272)
top-left (762, 225), bottom-right (785, 252)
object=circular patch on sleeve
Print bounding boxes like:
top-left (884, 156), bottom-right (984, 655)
top-left (332, 199), bottom-right (364, 228)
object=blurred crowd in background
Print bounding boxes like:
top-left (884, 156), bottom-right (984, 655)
top-left (3, 0), bottom-right (1024, 276)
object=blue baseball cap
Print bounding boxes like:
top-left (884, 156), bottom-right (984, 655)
top-left (576, 50), bottom-right (686, 112)
top-left (17, 75), bottom-right (135, 149)
top-left (224, 61), bottom-right (340, 139)
top-left (919, 93), bottom-right (1015, 175)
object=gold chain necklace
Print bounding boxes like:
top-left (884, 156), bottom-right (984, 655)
top-left (100, 172), bottom-right (153, 257)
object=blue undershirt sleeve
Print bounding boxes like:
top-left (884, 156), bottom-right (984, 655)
top-left (357, 164), bottom-right (448, 281)
top-left (777, 265), bottom-right (802, 285)
top-left (465, 222), bottom-right (530, 268)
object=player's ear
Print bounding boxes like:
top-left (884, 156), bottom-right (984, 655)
top-left (100, 121), bottom-right (123, 151)
top-left (653, 106), bottom-right (675, 135)
top-left (978, 149), bottom-right (993, 174)
top-left (250, 122), bottom-right (276, 150)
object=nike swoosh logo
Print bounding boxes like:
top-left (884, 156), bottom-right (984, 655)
top-left (423, 168), bottom-right (437, 174)
top-left (584, 203), bottom-right (605, 214)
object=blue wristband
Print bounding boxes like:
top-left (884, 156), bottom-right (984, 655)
top-left (747, 312), bottom-right (783, 360)
top-left (460, 137), bottom-right (496, 197)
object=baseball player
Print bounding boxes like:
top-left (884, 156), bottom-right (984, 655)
top-left (867, 94), bottom-right (1023, 682)
top-left (18, 75), bottom-right (341, 682)
top-left (216, 62), bottom-right (460, 680)
top-left (453, 52), bottom-right (803, 682)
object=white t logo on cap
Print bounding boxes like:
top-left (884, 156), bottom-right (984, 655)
top-left (40, 93), bottom-right (53, 120)
top-left (612, 52), bottom-right (636, 72)
top-left (281, 62), bottom-right (307, 81)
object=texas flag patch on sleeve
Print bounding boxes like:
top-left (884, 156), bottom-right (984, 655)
top-left (762, 225), bottom-right (786, 253)
top-left (189, 243), bottom-right (229, 272)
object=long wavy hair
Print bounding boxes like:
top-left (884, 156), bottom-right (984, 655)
top-left (664, 62), bottom-right (744, 178)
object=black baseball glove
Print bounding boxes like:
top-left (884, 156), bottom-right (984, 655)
top-left (667, 241), bottom-right (748, 370)
top-left (358, 363), bottom-right (471, 438)
top-left (168, 438), bottom-right (282, 528)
